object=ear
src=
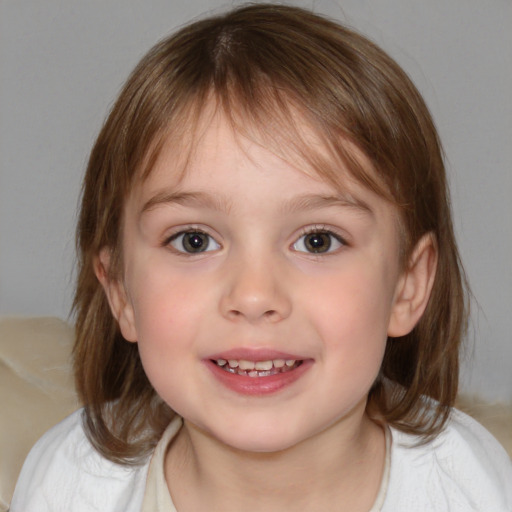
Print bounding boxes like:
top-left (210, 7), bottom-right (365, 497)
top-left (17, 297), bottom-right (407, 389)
top-left (387, 233), bottom-right (437, 337)
top-left (94, 248), bottom-right (138, 342)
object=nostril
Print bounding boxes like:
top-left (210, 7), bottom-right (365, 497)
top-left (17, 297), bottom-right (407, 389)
top-left (220, 283), bottom-right (292, 322)
top-left (226, 308), bottom-right (280, 322)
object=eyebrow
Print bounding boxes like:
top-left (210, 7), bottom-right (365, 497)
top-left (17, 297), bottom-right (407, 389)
top-left (140, 190), bottom-right (373, 217)
top-left (141, 190), bottom-right (233, 215)
top-left (281, 193), bottom-right (374, 216)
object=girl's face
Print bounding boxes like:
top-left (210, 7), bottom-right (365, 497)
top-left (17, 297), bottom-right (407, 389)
top-left (107, 111), bottom-right (410, 453)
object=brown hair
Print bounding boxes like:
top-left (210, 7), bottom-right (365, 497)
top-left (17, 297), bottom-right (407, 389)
top-left (73, 3), bottom-right (468, 464)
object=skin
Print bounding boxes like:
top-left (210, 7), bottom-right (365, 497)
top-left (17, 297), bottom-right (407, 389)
top-left (97, 108), bottom-right (437, 511)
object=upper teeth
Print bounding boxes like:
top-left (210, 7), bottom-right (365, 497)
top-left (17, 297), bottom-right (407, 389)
top-left (216, 359), bottom-right (296, 370)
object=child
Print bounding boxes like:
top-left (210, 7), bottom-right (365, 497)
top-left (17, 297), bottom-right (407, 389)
top-left (11, 4), bottom-right (512, 511)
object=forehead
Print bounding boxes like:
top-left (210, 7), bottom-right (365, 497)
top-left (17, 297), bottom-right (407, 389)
top-left (134, 99), bottom-right (388, 204)
top-left (128, 107), bottom-right (397, 227)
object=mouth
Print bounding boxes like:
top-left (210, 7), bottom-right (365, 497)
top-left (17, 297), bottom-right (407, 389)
top-left (206, 353), bottom-right (311, 395)
top-left (211, 358), bottom-right (302, 377)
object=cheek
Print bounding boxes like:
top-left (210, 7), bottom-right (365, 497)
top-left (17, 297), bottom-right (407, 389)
top-left (131, 281), bottom-right (200, 410)
top-left (125, 262), bottom-right (216, 378)
top-left (311, 264), bottom-right (394, 324)
top-left (303, 264), bottom-right (395, 365)
top-left (128, 256), bottom-right (209, 330)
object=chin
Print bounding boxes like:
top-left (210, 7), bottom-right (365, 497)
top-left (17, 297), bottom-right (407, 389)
top-left (210, 421), bottom-right (310, 454)
top-left (225, 436), bottom-right (298, 454)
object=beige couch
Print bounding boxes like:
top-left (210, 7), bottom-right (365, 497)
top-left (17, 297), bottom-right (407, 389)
top-left (0, 317), bottom-right (78, 511)
top-left (1, 316), bottom-right (511, 511)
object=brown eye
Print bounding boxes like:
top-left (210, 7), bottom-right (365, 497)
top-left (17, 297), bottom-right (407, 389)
top-left (169, 231), bottom-right (220, 253)
top-left (293, 231), bottom-right (344, 254)
top-left (306, 233), bottom-right (331, 252)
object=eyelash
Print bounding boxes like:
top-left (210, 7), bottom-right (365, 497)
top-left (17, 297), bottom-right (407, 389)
top-left (164, 228), bottom-right (220, 254)
top-left (292, 226), bottom-right (347, 255)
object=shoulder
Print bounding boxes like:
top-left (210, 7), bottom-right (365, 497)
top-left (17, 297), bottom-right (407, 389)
top-left (10, 408), bottom-right (150, 512)
top-left (384, 408), bottom-right (512, 511)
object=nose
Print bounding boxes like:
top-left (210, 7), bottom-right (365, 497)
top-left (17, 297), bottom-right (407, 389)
top-left (219, 254), bottom-right (292, 323)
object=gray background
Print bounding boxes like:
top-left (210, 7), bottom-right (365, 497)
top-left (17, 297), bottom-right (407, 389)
top-left (1, 0), bottom-right (511, 402)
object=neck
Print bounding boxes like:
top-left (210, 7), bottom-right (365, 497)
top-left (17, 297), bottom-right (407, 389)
top-left (165, 403), bottom-right (387, 512)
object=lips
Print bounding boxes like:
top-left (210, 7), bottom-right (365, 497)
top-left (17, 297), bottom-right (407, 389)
top-left (205, 350), bottom-right (311, 395)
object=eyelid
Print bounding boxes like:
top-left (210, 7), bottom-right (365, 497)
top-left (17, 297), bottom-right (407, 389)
top-left (163, 226), bottom-right (221, 254)
top-left (292, 225), bottom-right (348, 254)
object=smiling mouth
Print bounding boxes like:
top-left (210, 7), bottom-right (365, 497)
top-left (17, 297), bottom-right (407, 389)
top-left (212, 358), bottom-right (303, 377)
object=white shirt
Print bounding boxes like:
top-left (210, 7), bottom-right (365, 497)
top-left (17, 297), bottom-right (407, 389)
top-left (11, 408), bottom-right (512, 511)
